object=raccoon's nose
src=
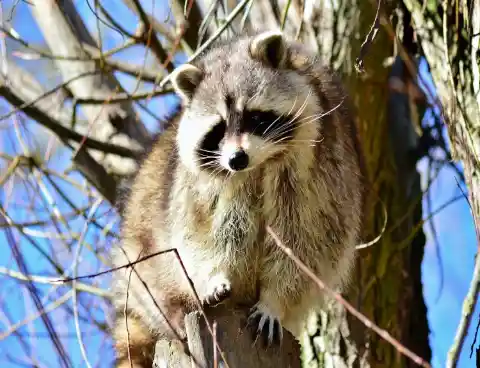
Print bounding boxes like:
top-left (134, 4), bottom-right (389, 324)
top-left (228, 149), bottom-right (249, 171)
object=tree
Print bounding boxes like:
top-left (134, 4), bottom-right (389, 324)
top-left (0, 0), bottom-right (475, 367)
top-left (401, 1), bottom-right (480, 366)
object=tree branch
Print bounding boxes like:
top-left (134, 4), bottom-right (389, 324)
top-left (29, 0), bottom-right (150, 178)
top-left (0, 61), bottom-right (121, 204)
top-left (153, 306), bottom-right (302, 368)
top-left (126, 0), bottom-right (174, 71)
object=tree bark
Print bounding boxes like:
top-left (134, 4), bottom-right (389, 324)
top-left (402, 0), bottom-right (480, 364)
top-left (153, 306), bottom-right (302, 368)
top-left (403, 0), bottom-right (480, 250)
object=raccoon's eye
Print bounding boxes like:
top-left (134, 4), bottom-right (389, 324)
top-left (198, 120), bottom-right (226, 159)
top-left (243, 110), bottom-right (284, 136)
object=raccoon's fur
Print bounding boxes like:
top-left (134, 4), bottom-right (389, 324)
top-left (111, 30), bottom-right (366, 368)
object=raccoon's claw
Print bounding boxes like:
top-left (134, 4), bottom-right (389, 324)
top-left (203, 274), bottom-right (231, 306)
top-left (247, 302), bottom-right (283, 347)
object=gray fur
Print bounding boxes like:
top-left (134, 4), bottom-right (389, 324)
top-left (110, 30), bottom-right (365, 368)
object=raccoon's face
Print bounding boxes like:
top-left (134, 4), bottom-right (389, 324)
top-left (170, 31), bottom-right (321, 176)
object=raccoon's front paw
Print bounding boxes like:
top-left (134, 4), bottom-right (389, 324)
top-left (247, 302), bottom-right (283, 347)
top-left (203, 274), bottom-right (231, 307)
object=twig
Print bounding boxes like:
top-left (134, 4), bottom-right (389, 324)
top-left (0, 84), bottom-right (141, 158)
top-left (157, 0), bottom-right (252, 92)
top-left (355, 0), bottom-right (382, 73)
top-left (56, 247), bottom-right (231, 368)
top-left (0, 267), bottom-right (111, 298)
top-left (0, 25), bottom-right (138, 61)
top-left (70, 198), bottom-right (104, 368)
top-left (0, 71), bottom-right (98, 123)
top-left (446, 178), bottom-right (480, 366)
top-left (0, 290), bottom-right (74, 341)
top-left (447, 252), bottom-right (480, 367)
top-left (1, 210), bottom-right (73, 368)
top-left (128, 0), bottom-right (174, 72)
top-left (53, 249), bottom-right (178, 283)
top-left (266, 225), bottom-right (431, 368)
top-left (213, 321), bottom-right (218, 368)
top-left (187, 0), bottom-right (251, 63)
top-left (355, 194), bottom-right (388, 250)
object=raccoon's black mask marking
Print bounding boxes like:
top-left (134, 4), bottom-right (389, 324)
top-left (197, 109), bottom-right (296, 168)
top-left (198, 120), bottom-right (226, 167)
top-left (242, 110), bottom-right (294, 140)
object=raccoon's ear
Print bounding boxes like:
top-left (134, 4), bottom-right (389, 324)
top-left (249, 30), bottom-right (288, 68)
top-left (169, 64), bottom-right (204, 103)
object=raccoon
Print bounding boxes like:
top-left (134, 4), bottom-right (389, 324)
top-left (111, 30), bottom-right (365, 368)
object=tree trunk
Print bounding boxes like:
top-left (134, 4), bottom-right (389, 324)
top-left (153, 306), bottom-right (302, 368)
top-left (402, 0), bottom-right (480, 256)
top-left (402, 0), bottom-right (480, 365)
top-left (290, 0), bottom-right (431, 365)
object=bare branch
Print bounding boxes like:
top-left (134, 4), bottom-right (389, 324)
top-left (29, 0), bottom-right (150, 177)
top-left (266, 226), bottom-right (432, 368)
top-left (126, 0), bottom-right (174, 71)
top-left (0, 62), bottom-right (130, 204)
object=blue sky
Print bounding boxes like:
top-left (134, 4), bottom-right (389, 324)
top-left (0, 1), bottom-right (478, 367)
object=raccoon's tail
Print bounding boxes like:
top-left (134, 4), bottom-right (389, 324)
top-left (112, 308), bottom-right (157, 368)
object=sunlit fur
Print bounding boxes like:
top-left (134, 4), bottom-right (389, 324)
top-left (111, 30), bottom-right (365, 368)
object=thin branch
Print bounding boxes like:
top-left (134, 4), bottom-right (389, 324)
top-left (55, 245), bottom-right (231, 367)
top-left (355, 0), bottom-right (382, 73)
top-left (266, 226), bottom-right (432, 368)
top-left (70, 198), bottom-right (103, 368)
top-left (0, 25), bottom-right (137, 61)
top-left (29, 0), bottom-right (150, 150)
top-left (447, 250), bottom-right (480, 366)
top-left (447, 178), bottom-right (480, 367)
top-left (0, 289), bottom-right (73, 341)
top-left (121, 0), bottom-right (178, 43)
top-left (0, 82), bottom-right (141, 158)
top-left (1, 210), bottom-right (73, 368)
top-left (157, 0), bottom-right (251, 91)
top-left (0, 267), bottom-right (111, 298)
top-left (127, 0), bottom-right (174, 72)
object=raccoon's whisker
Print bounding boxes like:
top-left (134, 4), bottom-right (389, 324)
top-left (209, 166), bottom-right (227, 181)
top-left (247, 87), bottom-right (264, 105)
top-left (271, 135), bottom-right (295, 145)
top-left (263, 94), bottom-right (299, 136)
top-left (260, 113), bottom-right (285, 136)
top-left (272, 109), bottom-right (327, 138)
top-left (263, 89), bottom-right (312, 141)
top-left (282, 89), bottom-right (311, 127)
top-left (259, 137), bottom-right (293, 153)
top-left (201, 164), bottom-right (222, 180)
top-left (295, 99), bottom-right (345, 124)
top-left (293, 112), bottom-right (329, 125)
top-left (195, 154), bottom-right (220, 159)
top-left (226, 170), bottom-right (235, 181)
top-left (198, 162), bottom-right (219, 169)
top-left (287, 138), bottom-right (324, 144)
top-left (293, 114), bottom-right (328, 130)
top-left (280, 141), bottom-right (323, 148)
top-left (195, 156), bottom-right (221, 164)
top-left (264, 122), bottom-right (303, 143)
top-left (197, 148), bottom-right (220, 155)
top-left (290, 88), bottom-right (313, 122)
top-left (265, 114), bottom-right (322, 145)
